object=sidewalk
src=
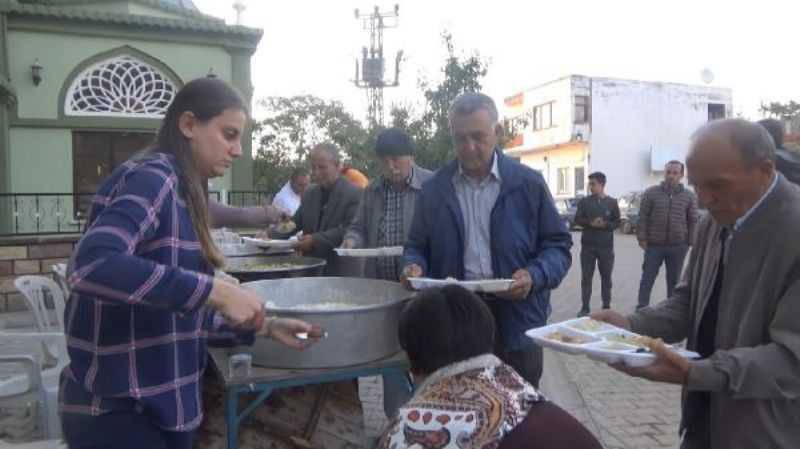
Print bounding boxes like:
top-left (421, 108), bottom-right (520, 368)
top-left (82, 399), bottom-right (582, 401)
top-left (540, 232), bottom-right (683, 449)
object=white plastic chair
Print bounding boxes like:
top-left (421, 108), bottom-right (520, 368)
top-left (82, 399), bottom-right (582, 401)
top-left (2, 276), bottom-right (70, 439)
top-left (13, 276), bottom-right (65, 334)
top-left (50, 263), bottom-right (69, 300)
top-left (0, 334), bottom-right (65, 439)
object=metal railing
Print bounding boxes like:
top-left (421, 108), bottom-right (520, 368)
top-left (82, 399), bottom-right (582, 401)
top-left (1, 191), bottom-right (276, 236)
top-left (0, 193), bottom-right (94, 236)
top-left (226, 191), bottom-right (272, 208)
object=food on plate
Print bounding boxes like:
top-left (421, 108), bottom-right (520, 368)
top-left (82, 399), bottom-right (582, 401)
top-left (544, 331), bottom-right (593, 345)
top-left (605, 333), bottom-right (652, 348)
top-left (275, 220), bottom-right (296, 234)
top-left (238, 262), bottom-right (304, 271)
top-left (568, 319), bottom-right (613, 332)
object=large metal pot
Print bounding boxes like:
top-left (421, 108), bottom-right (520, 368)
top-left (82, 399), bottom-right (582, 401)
top-left (225, 256), bottom-right (326, 283)
top-left (243, 277), bottom-right (413, 368)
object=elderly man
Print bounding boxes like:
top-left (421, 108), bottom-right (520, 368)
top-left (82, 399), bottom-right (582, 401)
top-left (403, 92), bottom-right (573, 387)
top-left (594, 119), bottom-right (800, 449)
top-left (341, 128), bottom-right (433, 425)
top-left (289, 142), bottom-right (361, 276)
top-left (272, 167), bottom-right (310, 216)
top-left (636, 160), bottom-right (698, 309)
top-left (343, 128), bottom-right (433, 280)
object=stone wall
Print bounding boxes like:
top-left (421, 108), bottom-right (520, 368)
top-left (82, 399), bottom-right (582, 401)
top-left (0, 235), bottom-right (79, 312)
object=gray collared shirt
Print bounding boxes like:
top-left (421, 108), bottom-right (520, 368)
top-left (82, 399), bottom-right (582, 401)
top-left (452, 154), bottom-right (502, 280)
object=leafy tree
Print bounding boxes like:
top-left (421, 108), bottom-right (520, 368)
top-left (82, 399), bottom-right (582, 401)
top-left (760, 100), bottom-right (800, 120)
top-left (251, 95), bottom-right (371, 193)
top-left (251, 31), bottom-right (492, 193)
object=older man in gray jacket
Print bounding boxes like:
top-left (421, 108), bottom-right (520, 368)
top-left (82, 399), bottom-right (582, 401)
top-left (594, 119), bottom-right (800, 449)
top-left (341, 128), bottom-right (432, 431)
top-left (342, 128), bottom-right (433, 280)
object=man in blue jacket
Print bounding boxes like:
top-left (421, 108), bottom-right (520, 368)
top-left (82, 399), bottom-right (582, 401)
top-left (402, 92), bottom-right (573, 386)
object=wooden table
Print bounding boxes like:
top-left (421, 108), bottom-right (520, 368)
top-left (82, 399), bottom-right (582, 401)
top-left (208, 348), bottom-right (411, 449)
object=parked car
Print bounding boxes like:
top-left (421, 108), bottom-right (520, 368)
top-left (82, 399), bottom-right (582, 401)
top-left (555, 196), bottom-right (583, 230)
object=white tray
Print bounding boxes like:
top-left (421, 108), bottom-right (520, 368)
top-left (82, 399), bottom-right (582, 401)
top-left (241, 236), bottom-right (298, 250)
top-left (406, 277), bottom-right (514, 293)
top-left (334, 246), bottom-right (404, 257)
top-left (526, 317), bottom-right (700, 367)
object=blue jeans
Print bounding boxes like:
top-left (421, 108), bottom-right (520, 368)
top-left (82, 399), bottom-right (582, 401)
top-left (637, 245), bottom-right (689, 307)
top-left (382, 371), bottom-right (413, 418)
top-left (61, 410), bottom-right (195, 449)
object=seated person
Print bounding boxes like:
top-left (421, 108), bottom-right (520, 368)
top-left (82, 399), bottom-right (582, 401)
top-left (379, 285), bottom-right (602, 449)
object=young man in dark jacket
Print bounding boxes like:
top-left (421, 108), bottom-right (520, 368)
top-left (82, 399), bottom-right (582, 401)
top-left (636, 160), bottom-right (698, 309)
top-left (402, 92), bottom-right (572, 387)
top-left (575, 172), bottom-right (620, 316)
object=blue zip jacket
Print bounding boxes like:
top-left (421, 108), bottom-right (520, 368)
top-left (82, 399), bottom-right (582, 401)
top-left (404, 150), bottom-right (573, 351)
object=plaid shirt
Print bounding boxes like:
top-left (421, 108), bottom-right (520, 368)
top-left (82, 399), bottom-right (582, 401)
top-left (376, 178), bottom-right (409, 280)
top-left (60, 153), bottom-right (251, 432)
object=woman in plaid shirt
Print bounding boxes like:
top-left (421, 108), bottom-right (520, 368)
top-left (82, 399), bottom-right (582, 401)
top-left (60, 78), bottom-right (321, 449)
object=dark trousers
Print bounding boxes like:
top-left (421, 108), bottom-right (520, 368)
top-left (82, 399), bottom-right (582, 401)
top-left (495, 342), bottom-right (544, 388)
top-left (580, 245), bottom-right (615, 309)
top-left (62, 410), bottom-right (195, 449)
top-left (637, 245), bottom-right (689, 307)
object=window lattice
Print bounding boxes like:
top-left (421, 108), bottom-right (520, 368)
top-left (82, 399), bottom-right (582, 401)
top-left (66, 55), bottom-right (177, 118)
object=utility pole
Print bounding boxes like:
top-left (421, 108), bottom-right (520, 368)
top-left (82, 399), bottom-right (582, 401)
top-left (353, 4), bottom-right (402, 127)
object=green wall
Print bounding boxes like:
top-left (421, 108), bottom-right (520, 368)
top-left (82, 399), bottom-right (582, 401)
top-left (9, 128), bottom-right (72, 193)
top-left (6, 29), bottom-right (238, 194)
top-left (8, 30), bottom-right (232, 120)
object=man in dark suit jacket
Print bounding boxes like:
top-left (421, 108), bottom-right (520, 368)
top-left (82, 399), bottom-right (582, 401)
top-left (292, 142), bottom-right (362, 276)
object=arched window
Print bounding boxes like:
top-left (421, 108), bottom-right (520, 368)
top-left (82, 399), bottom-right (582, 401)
top-left (65, 55), bottom-right (177, 118)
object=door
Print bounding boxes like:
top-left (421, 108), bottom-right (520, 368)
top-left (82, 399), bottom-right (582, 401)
top-left (72, 131), bottom-right (154, 217)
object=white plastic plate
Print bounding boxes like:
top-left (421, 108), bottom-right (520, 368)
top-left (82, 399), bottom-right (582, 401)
top-left (241, 236), bottom-right (298, 250)
top-left (526, 317), bottom-right (700, 367)
top-left (334, 246), bottom-right (404, 257)
top-left (406, 277), bottom-right (515, 293)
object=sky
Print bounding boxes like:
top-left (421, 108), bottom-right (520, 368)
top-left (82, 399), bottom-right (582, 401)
top-left (192, 0), bottom-right (800, 123)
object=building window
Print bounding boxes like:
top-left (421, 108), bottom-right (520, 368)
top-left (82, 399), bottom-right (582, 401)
top-left (557, 167), bottom-right (570, 195)
top-left (72, 131), bottom-right (155, 216)
top-left (708, 103), bottom-right (726, 121)
top-left (65, 55), bottom-right (177, 118)
top-left (574, 96), bottom-right (589, 124)
top-left (533, 102), bottom-right (554, 131)
top-left (574, 166), bottom-right (585, 194)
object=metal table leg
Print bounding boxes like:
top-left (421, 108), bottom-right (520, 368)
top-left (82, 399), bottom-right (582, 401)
top-left (226, 384), bottom-right (274, 449)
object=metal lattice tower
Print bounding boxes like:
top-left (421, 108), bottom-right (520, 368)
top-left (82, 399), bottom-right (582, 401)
top-left (353, 5), bottom-right (402, 126)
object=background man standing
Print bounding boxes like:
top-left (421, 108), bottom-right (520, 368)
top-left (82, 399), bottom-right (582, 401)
top-left (272, 167), bottom-right (310, 216)
top-left (575, 172), bottom-right (620, 316)
top-left (402, 92), bottom-right (572, 387)
top-left (636, 160), bottom-right (698, 309)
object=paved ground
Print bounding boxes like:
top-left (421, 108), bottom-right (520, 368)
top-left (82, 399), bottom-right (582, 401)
top-left (540, 232), bottom-right (684, 449)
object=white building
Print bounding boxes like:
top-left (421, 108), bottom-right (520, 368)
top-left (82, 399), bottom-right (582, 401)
top-left (502, 75), bottom-right (733, 198)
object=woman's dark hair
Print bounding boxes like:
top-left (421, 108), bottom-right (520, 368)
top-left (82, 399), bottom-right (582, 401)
top-left (151, 77), bottom-right (246, 267)
top-left (398, 285), bottom-right (496, 375)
